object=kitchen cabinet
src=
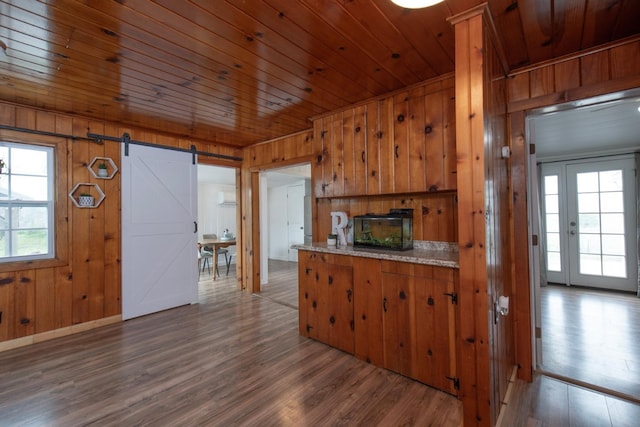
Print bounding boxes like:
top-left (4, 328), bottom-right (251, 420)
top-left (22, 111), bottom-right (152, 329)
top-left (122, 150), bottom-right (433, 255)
top-left (381, 261), bottom-right (458, 395)
top-left (299, 249), bottom-right (458, 395)
top-left (312, 79), bottom-right (456, 199)
top-left (298, 251), bottom-right (354, 354)
top-left (353, 257), bottom-right (384, 366)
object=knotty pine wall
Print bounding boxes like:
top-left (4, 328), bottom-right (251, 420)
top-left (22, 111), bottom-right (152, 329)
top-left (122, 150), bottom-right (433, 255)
top-left (450, 5), bottom-right (514, 426)
top-left (315, 193), bottom-right (457, 243)
top-left (0, 102), bottom-right (241, 347)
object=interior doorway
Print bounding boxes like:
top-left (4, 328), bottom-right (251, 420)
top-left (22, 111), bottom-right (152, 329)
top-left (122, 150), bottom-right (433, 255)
top-left (258, 163), bottom-right (311, 306)
top-left (527, 91), bottom-right (640, 400)
top-left (196, 164), bottom-right (238, 281)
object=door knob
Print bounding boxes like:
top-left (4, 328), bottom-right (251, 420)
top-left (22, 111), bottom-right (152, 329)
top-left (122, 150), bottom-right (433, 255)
top-left (570, 221), bottom-right (576, 226)
top-left (570, 230), bottom-right (576, 235)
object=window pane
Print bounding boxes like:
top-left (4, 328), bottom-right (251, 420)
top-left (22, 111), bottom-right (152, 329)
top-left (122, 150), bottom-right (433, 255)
top-left (545, 175), bottom-right (558, 195)
top-left (545, 195), bottom-right (559, 213)
top-left (601, 213), bottom-right (624, 234)
top-left (599, 170), bottom-right (623, 192)
top-left (0, 175), bottom-right (7, 200)
top-left (578, 193), bottom-right (599, 213)
top-left (11, 206), bottom-right (48, 229)
top-left (11, 176), bottom-right (48, 200)
top-left (546, 214), bottom-right (559, 232)
top-left (0, 142), bottom-right (54, 262)
top-left (601, 234), bottom-right (625, 256)
top-left (580, 254), bottom-right (602, 275)
top-left (0, 206), bottom-right (8, 230)
top-left (546, 232), bottom-right (560, 251)
top-left (579, 214), bottom-right (600, 233)
top-left (12, 229), bottom-right (48, 256)
top-left (0, 230), bottom-right (7, 257)
top-left (579, 233), bottom-right (600, 255)
top-left (577, 172), bottom-right (599, 193)
top-left (600, 192), bottom-right (623, 213)
top-left (602, 255), bottom-right (626, 278)
top-left (11, 148), bottom-right (48, 176)
top-left (547, 252), bottom-right (561, 272)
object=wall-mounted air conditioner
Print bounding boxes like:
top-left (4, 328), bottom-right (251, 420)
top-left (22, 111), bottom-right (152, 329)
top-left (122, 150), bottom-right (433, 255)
top-left (218, 191), bottom-right (237, 206)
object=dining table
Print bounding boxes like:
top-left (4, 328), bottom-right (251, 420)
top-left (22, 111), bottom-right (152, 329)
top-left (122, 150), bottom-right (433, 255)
top-left (199, 238), bottom-right (236, 280)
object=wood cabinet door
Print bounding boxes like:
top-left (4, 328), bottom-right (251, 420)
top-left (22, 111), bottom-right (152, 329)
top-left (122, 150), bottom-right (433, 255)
top-left (392, 92), bottom-right (410, 194)
top-left (378, 97), bottom-right (395, 195)
top-left (353, 257), bottom-right (383, 366)
top-left (342, 108), bottom-right (356, 196)
top-left (365, 100), bottom-right (381, 195)
top-left (312, 119), bottom-right (327, 198)
top-left (413, 265), bottom-right (458, 395)
top-left (381, 271), bottom-right (415, 377)
top-left (408, 86), bottom-right (427, 193)
top-left (329, 113), bottom-right (345, 197)
top-left (326, 260), bottom-right (354, 353)
top-left (298, 251), bottom-right (319, 339)
top-left (353, 105), bottom-right (367, 196)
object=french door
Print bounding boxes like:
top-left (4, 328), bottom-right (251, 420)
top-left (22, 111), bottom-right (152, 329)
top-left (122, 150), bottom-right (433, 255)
top-left (541, 157), bottom-right (637, 292)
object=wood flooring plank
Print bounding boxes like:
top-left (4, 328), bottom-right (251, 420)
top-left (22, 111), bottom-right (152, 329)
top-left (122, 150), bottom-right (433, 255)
top-left (0, 264), bottom-right (461, 426)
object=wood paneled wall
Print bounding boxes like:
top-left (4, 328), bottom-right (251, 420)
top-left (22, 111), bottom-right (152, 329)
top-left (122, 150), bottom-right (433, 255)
top-left (315, 193), bottom-right (457, 243)
top-left (507, 36), bottom-right (640, 111)
top-left (241, 130), bottom-right (315, 292)
top-left (450, 5), bottom-right (513, 426)
top-left (0, 101), bottom-right (241, 348)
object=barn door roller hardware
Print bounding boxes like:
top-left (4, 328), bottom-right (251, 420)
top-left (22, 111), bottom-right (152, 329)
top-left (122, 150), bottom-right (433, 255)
top-left (86, 132), bottom-right (243, 162)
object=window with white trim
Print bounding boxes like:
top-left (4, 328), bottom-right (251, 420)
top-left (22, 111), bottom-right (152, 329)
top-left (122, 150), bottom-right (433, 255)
top-left (0, 142), bottom-right (55, 261)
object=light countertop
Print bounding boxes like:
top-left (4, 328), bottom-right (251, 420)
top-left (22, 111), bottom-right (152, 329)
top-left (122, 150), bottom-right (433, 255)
top-left (292, 240), bottom-right (459, 269)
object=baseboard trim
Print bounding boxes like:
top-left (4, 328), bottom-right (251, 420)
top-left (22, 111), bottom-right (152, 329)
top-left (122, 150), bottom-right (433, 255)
top-left (0, 315), bottom-right (122, 353)
top-left (495, 365), bottom-right (518, 427)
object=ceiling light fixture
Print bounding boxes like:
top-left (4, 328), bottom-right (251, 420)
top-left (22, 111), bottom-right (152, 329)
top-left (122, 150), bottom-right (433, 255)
top-left (390, 0), bottom-right (444, 8)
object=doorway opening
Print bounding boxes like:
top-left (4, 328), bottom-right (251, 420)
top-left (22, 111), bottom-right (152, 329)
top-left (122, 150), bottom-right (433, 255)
top-left (197, 164), bottom-right (238, 285)
top-left (258, 163), bottom-right (311, 308)
top-left (527, 91), bottom-right (640, 401)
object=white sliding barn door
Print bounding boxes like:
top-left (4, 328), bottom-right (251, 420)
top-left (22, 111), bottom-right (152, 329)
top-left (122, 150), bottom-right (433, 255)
top-left (122, 144), bottom-right (198, 320)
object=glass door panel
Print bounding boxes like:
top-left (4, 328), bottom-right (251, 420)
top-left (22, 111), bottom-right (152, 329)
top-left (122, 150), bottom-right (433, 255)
top-left (566, 158), bottom-right (636, 292)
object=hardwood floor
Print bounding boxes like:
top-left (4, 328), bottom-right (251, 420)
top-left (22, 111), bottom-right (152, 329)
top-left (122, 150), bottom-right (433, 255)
top-left (0, 264), bottom-right (462, 426)
top-left (540, 284), bottom-right (640, 401)
top-left (3, 264), bottom-right (639, 426)
top-left (498, 374), bottom-right (640, 426)
top-left (257, 259), bottom-right (300, 309)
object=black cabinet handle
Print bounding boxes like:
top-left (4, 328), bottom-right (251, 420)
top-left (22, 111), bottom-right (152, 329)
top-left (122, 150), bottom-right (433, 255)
top-left (361, 151), bottom-right (365, 163)
top-left (194, 221), bottom-right (198, 233)
top-left (395, 145), bottom-right (399, 158)
top-left (346, 288), bottom-right (352, 303)
top-left (383, 297), bottom-right (388, 313)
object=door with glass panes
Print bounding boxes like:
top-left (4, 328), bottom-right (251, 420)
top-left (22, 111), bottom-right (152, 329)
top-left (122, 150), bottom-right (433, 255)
top-left (541, 157), bottom-right (637, 292)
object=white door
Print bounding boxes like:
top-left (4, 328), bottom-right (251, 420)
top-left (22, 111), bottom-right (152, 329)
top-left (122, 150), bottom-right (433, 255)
top-left (287, 184), bottom-right (305, 262)
top-left (122, 144), bottom-right (198, 320)
top-left (542, 157), bottom-right (637, 292)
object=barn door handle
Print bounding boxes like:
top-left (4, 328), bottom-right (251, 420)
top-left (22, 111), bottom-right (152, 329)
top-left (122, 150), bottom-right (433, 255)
top-left (194, 221), bottom-right (198, 233)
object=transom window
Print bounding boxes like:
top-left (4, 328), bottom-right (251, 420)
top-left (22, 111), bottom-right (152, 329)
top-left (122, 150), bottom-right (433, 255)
top-left (0, 142), bottom-right (54, 261)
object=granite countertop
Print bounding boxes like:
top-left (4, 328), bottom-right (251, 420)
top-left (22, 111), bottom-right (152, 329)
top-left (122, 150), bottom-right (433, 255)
top-left (292, 240), bottom-right (459, 269)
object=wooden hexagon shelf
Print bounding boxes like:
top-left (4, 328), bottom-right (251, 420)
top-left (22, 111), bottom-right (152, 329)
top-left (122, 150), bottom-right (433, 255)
top-left (69, 183), bottom-right (105, 208)
top-left (88, 156), bottom-right (118, 179)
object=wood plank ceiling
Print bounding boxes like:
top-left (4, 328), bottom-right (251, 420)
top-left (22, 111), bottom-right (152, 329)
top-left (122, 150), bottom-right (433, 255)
top-left (0, 0), bottom-right (639, 147)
